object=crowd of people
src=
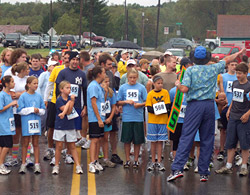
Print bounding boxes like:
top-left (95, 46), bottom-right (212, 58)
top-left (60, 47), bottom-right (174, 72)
top-left (0, 45), bottom-right (249, 183)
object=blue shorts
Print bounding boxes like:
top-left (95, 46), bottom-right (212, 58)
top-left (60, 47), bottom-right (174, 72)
top-left (74, 108), bottom-right (82, 131)
top-left (147, 123), bottom-right (168, 142)
top-left (194, 130), bottom-right (200, 142)
top-left (104, 124), bottom-right (112, 132)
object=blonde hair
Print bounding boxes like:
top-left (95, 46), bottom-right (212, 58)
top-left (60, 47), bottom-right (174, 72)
top-left (0, 48), bottom-right (13, 64)
top-left (103, 76), bottom-right (114, 98)
top-left (11, 62), bottom-right (29, 75)
top-left (58, 80), bottom-right (71, 91)
top-left (127, 68), bottom-right (138, 77)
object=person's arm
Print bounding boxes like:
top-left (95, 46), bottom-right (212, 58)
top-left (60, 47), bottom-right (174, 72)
top-left (58, 97), bottom-right (75, 119)
top-left (146, 80), bottom-right (151, 93)
top-left (223, 48), bottom-right (246, 64)
top-left (134, 102), bottom-right (145, 109)
top-left (226, 100), bottom-right (233, 120)
top-left (91, 97), bottom-right (104, 128)
top-left (219, 74), bottom-right (224, 93)
top-left (44, 81), bottom-right (54, 101)
top-left (175, 80), bottom-right (189, 93)
top-left (0, 101), bottom-right (18, 113)
top-left (117, 100), bottom-right (134, 106)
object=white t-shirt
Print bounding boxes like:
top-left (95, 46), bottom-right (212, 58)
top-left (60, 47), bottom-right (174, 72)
top-left (13, 75), bottom-right (28, 93)
top-left (4, 67), bottom-right (15, 77)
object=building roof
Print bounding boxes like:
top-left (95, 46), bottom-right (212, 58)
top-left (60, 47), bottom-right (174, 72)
top-left (217, 15), bottom-right (250, 38)
top-left (0, 25), bottom-right (32, 34)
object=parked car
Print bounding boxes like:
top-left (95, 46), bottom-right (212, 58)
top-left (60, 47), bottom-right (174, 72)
top-left (58, 35), bottom-right (81, 50)
top-left (166, 48), bottom-right (186, 58)
top-left (74, 35), bottom-right (85, 48)
top-left (84, 38), bottom-right (102, 47)
top-left (2, 33), bottom-right (22, 48)
top-left (106, 38), bottom-right (114, 47)
top-left (0, 32), bottom-right (5, 43)
top-left (23, 35), bottom-right (42, 49)
top-left (211, 45), bottom-right (241, 60)
top-left (83, 32), bottom-right (107, 47)
top-left (163, 38), bottom-right (196, 50)
top-left (42, 35), bottom-right (59, 48)
top-left (204, 38), bottom-right (219, 50)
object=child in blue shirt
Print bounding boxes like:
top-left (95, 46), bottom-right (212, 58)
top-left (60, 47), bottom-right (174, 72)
top-left (117, 68), bottom-right (147, 169)
top-left (0, 76), bottom-right (18, 175)
top-left (17, 76), bottom-right (45, 174)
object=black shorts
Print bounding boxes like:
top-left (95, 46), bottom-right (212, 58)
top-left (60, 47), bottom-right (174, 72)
top-left (89, 122), bottom-right (104, 138)
top-left (170, 123), bottom-right (183, 141)
top-left (47, 102), bottom-right (56, 128)
top-left (14, 114), bottom-right (21, 128)
top-left (111, 114), bottom-right (119, 132)
top-left (0, 135), bottom-right (13, 148)
top-left (220, 106), bottom-right (229, 130)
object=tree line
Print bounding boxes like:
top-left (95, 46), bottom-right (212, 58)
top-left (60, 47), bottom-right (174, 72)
top-left (0, 0), bottom-right (250, 47)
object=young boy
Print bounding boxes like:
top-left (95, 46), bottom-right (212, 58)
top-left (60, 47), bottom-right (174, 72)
top-left (215, 62), bottom-right (250, 176)
top-left (29, 54), bottom-right (44, 78)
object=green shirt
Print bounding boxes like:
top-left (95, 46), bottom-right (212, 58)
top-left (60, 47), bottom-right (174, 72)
top-left (120, 71), bottom-right (148, 87)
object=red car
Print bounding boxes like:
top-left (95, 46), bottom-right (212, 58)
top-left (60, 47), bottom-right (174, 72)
top-left (211, 45), bottom-right (241, 60)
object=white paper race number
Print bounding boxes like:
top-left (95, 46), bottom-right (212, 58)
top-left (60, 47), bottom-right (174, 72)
top-left (70, 84), bottom-right (79, 97)
top-left (233, 88), bottom-right (244, 102)
top-left (153, 102), bottom-right (167, 115)
top-left (9, 118), bottom-right (15, 131)
top-left (28, 120), bottom-right (40, 134)
top-left (179, 105), bottom-right (187, 118)
top-left (126, 89), bottom-right (139, 102)
top-left (226, 81), bottom-right (233, 93)
top-left (101, 101), bottom-right (111, 116)
top-left (67, 107), bottom-right (79, 120)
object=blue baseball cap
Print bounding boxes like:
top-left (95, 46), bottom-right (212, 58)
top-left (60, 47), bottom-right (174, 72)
top-left (194, 46), bottom-right (207, 59)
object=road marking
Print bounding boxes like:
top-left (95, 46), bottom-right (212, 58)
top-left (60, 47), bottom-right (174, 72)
top-left (87, 150), bottom-right (96, 195)
top-left (70, 147), bottom-right (81, 195)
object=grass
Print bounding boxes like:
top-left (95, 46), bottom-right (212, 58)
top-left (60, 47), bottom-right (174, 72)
top-left (0, 47), bottom-right (53, 57)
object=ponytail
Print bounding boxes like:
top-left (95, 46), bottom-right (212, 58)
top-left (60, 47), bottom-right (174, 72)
top-left (1, 75), bottom-right (12, 88)
top-left (25, 76), bottom-right (37, 91)
top-left (87, 65), bottom-right (103, 82)
top-left (11, 62), bottom-right (29, 75)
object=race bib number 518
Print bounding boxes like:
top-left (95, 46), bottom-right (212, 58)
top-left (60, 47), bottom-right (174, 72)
top-left (28, 120), bottom-right (40, 134)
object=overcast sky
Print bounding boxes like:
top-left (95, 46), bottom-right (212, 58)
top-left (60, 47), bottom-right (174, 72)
top-left (2, 0), bottom-right (174, 6)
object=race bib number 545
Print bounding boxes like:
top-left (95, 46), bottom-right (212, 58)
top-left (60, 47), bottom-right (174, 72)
top-left (126, 89), bottom-right (139, 102)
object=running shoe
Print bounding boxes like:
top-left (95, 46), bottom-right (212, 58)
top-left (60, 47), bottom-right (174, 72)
top-left (123, 161), bottom-right (131, 168)
top-left (94, 161), bottom-right (104, 171)
top-left (75, 138), bottom-right (86, 147)
top-left (167, 170), bottom-right (184, 182)
top-left (165, 140), bottom-right (171, 146)
top-left (200, 175), bottom-right (208, 182)
top-left (209, 161), bottom-right (214, 168)
top-left (52, 165), bottom-right (59, 175)
top-left (235, 151), bottom-right (241, 161)
top-left (98, 151), bottom-right (104, 159)
top-left (43, 148), bottom-right (55, 160)
top-left (19, 164), bottom-right (27, 174)
top-left (194, 167), bottom-right (198, 173)
top-left (235, 157), bottom-right (242, 166)
top-left (217, 151), bottom-right (225, 161)
top-left (65, 155), bottom-right (74, 164)
top-left (239, 167), bottom-right (248, 176)
top-left (34, 164), bottom-right (41, 174)
top-left (26, 158), bottom-right (34, 168)
top-left (61, 149), bottom-right (67, 159)
top-left (4, 157), bottom-right (18, 167)
top-left (147, 162), bottom-right (155, 171)
top-left (0, 164), bottom-right (11, 175)
top-left (76, 165), bottom-right (83, 174)
top-left (169, 152), bottom-right (174, 162)
top-left (215, 166), bottom-right (233, 174)
top-left (156, 162), bottom-right (165, 171)
top-left (30, 144), bottom-right (34, 154)
top-left (133, 161), bottom-right (140, 169)
top-left (183, 163), bottom-right (189, 171)
top-left (186, 157), bottom-right (194, 167)
top-left (89, 162), bottom-right (98, 173)
top-left (101, 159), bottom-right (116, 168)
top-left (81, 140), bottom-right (91, 150)
top-left (50, 157), bottom-right (55, 166)
top-left (110, 154), bottom-right (123, 164)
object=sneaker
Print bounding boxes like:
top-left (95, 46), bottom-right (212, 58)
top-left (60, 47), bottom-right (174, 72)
top-left (102, 159), bottom-right (116, 168)
top-left (123, 161), bottom-right (131, 168)
top-left (43, 148), bottom-right (55, 160)
top-left (50, 157), bottom-right (55, 166)
top-left (4, 158), bottom-right (18, 167)
top-left (186, 157), bottom-right (194, 167)
top-left (200, 175), bottom-right (208, 182)
top-left (81, 140), bottom-right (91, 150)
top-left (26, 158), bottom-right (34, 168)
top-left (209, 161), bottom-right (214, 168)
top-left (0, 164), bottom-right (11, 175)
top-left (239, 167), bottom-right (248, 176)
top-left (133, 161), bottom-right (140, 169)
top-left (111, 154), bottom-right (123, 164)
top-left (183, 163), bottom-right (189, 171)
top-left (235, 151), bottom-right (241, 161)
top-left (94, 161), bottom-right (104, 171)
top-left (167, 170), bottom-right (184, 182)
top-left (236, 157), bottom-right (242, 166)
top-left (30, 144), bottom-right (34, 154)
top-left (194, 167), bottom-right (198, 173)
top-left (34, 164), bottom-right (41, 174)
top-left (215, 166), bottom-right (233, 174)
top-left (147, 162), bottom-right (155, 171)
top-left (75, 138), bottom-right (86, 147)
top-left (156, 162), bottom-right (165, 171)
top-left (165, 140), bottom-right (171, 146)
top-left (61, 149), bottom-right (67, 159)
top-left (98, 151), bottom-right (104, 159)
top-left (19, 164), bottom-right (27, 174)
top-left (65, 155), bottom-right (74, 164)
top-left (76, 165), bottom-right (83, 174)
top-left (89, 162), bottom-right (98, 173)
top-left (217, 151), bottom-right (225, 161)
top-left (52, 165), bottom-right (59, 175)
top-left (169, 152), bottom-right (174, 162)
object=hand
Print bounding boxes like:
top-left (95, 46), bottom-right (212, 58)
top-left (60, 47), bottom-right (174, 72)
top-left (226, 110), bottom-right (230, 121)
top-left (44, 101), bottom-right (48, 108)
top-left (115, 106), bottom-right (119, 115)
top-left (70, 95), bottom-right (76, 102)
top-left (175, 80), bottom-right (181, 87)
top-left (105, 118), bottom-right (112, 125)
top-left (240, 113), bottom-right (249, 123)
top-left (98, 119), bottom-right (104, 128)
top-left (238, 48), bottom-right (246, 57)
top-left (58, 113), bottom-right (65, 119)
top-left (11, 100), bottom-right (18, 107)
top-left (126, 100), bottom-right (134, 105)
top-left (134, 103), bottom-right (141, 109)
top-left (34, 108), bottom-right (39, 114)
top-left (81, 106), bottom-right (87, 117)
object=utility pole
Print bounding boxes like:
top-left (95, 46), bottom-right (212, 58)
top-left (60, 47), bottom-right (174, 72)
top-left (126, 9), bottom-right (128, 40)
top-left (49, 0), bottom-right (52, 50)
top-left (124, 0), bottom-right (127, 40)
top-left (155, 0), bottom-right (160, 48)
top-left (79, 0), bottom-right (83, 46)
top-left (90, 0), bottom-right (93, 46)
top-left (141, 12), bottom-right (145, 48)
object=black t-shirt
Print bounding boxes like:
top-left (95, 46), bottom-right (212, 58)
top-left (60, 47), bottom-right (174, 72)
top-left (230, 80), bottom-right (250, 120)
top-left (106, 70), bottom-right (115, 89)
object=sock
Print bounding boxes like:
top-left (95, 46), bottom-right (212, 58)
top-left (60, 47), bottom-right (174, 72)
top-left (12, 144), bottom-right (19, 159)
top-left (226, 162), bottom-right (232, 169)
top-left (26, 143), bottom-right (31, 159)
top-left (241, 164), bottom-right (247, 169)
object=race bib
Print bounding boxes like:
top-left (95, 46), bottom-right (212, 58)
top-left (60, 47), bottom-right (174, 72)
top-left (70, 84), bottom-right (79, 97)
top-left (126, 89), bottom-right (139, 102)
top-left (233, 88), bottom-right (244, 102)
top-left (28, 120), bottom-right (40, 134)
top-left (101, 101), bottom-right (111, 116)
top-left (48, 90), bottom-right (53, 100)
top-left (226, 81), bottom-right (233, 93)
top-left (67, 107), bottom-right (79, 120)
top-left (9, 118), bottom-right (15, 131)
top-left (179, 105), bottom-right (187, 118)
top-left (153, 102), bottom-right (167, 115)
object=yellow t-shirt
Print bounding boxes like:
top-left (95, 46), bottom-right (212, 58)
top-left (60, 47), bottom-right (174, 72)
top-left (49, 65), bottom-right (65, 104)
top-left (160, 64), bottom-right (166, 72)
top-left (117, 60), bottom-right (127, 78)
top-left (146, 89), bottom-right (170, 124)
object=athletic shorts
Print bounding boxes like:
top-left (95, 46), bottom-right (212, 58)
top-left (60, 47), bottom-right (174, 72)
top-left (14, 114), bottom-right (21, 128)
top-left (111, 114), bottom-right (119, 132)
top-left (194, 131), bottom-right (200, 142)
top-left (104, 124), bottom-right (112, 132)
top-left (47, 102), bottom-right (56, 128)
top-left (74, 108), bottom-right (82, 131)
top-left (121, 122), bottom-right (145, 145)
top-left (53, 129), bottom-right (77, 142)
top-left (0, 135), bottom-right (13, 148)
top-left (147, 123), bottom-right (168, 142)
top-left (170, 123), bottom-right (183, 141)
top-left (89, 122), bottom-right (104, 138)
top-left (220, 106), bottom-right (229, 130)
top-left (225, 118), bottom-right (250, 150)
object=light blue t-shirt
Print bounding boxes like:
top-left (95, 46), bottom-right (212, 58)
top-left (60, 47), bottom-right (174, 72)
top-left (117, 83), bottom-right (147, 122)
top-left (17, 92), bottom-right (45, 136)
top-left (182, 60), bottom-right (226, 102)
top-left (222, 73), bottom-right (237, 106)
top-left (0, 91), bottom-right (16, 135)
top-left (87, 80), bottom-right (106, 123)
top-left (37, 71), bottom-right (50, 99)
top-left (0, 64), bottom-right (11, 79)
top-left (105, 91), bottom-right (117, 115)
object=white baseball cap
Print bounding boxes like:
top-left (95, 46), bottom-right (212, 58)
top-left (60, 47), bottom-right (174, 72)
top-left (164, 51), bottom-right (173, 56)
top-left (47, 59), bottom-right (58, 67)
top-left (126, 59), bottom-right (136, 66)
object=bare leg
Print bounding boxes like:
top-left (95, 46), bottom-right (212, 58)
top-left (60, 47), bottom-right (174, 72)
top-left (110, 131), bottom-right (117, 155)
top-left (32, 135), bottom-right (40, 164)
top-left (21, 136), bottom-right (30, 164)
top-left (227, 148), bottom-right (236, 164)
top-left (219, 129), bottom-right (226, 152)
top-left (134, 144), bottom-right (141, 162)
top-left (68, 142), bottom-right (80, 166)
top-left (103, 132), bottom-right (109, 159)
top-left (48, 128), bottom-right (54, 148)
top-left (90, 138), bottom-right (98, 163)
top-left (151, 142), bottom-right (156, 163)
top-left (124, 143), bottom-right (131, 162)
top-left (241, 150), bottom-right (249, 165)
top-left (0, 148), bottom-right (9, 164)
top-left (55, 141), bottom-right (63, 166)
top-left (157, 141), bottom-right (163, 163)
